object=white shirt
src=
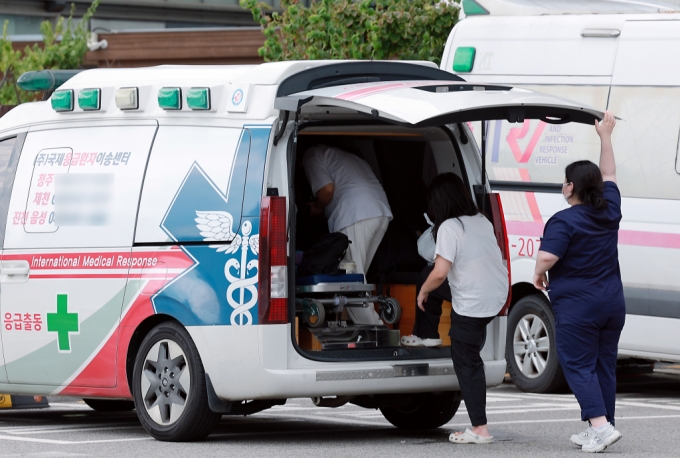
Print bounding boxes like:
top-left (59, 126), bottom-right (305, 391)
top-left (435, 214), bottom-right (508, 318)
top-left (303, 145), bottom-right (392, 233)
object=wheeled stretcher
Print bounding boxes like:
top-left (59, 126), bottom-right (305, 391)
top-left (295, 274), bottom-right (402, 349)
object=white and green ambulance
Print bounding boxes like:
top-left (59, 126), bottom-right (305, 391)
top-left (0, 60), bottom-right (601, 441)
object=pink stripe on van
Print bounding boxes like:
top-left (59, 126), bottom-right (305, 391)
top-left (506, 222), bottom-right (680, 249)
top-left (619, 230), bottom-right (680, 249)
top-left (335, 80), bottom-right (455, 101)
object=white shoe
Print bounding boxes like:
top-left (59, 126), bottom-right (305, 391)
top-left (400, 335), bottom-right (442, 347)
top-left (421, 338), bottom-right (442, 347)
top-left (582, 423), bottom-right (622, 453)
top-left (571, 426), bottom-right (596, 447)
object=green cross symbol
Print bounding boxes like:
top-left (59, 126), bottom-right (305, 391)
top-left (47, 294), bottom-right (79, 352)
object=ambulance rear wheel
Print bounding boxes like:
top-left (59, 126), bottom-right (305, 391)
top-left (380, 392), bottom-right (461, 430)
top-left (506, 294), bottom-right (568, 393)
top-left (83, 398), bottom-right (135, 412)
top-left (132, 321), bottom-right (221, 442)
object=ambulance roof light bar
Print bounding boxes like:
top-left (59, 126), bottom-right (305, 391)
top-left (17, 70), bottom-right (81, 92)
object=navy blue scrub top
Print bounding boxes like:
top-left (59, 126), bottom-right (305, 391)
top-left (540, 181), bottom-right (624, 314)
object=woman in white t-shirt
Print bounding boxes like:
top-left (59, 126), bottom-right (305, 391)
top-left (417, 173), bottom-right (508, 445)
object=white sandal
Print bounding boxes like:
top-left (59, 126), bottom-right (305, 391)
top-left (449, 428), bottom-right (494, 444)
top-left (400, 335), bottom-right (423, 346)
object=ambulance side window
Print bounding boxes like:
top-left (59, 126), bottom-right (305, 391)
top-left (135, 126), bottom-right (244, 244)
top-left (0, 136), bottom-right (18, 247)
top-left (4, 125), bottom-right (157, 249)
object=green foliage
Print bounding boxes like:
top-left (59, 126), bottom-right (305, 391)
top-left (240, 0), bottom-right (460, 64)
top-left (0, 0), bottom-right (100, 105)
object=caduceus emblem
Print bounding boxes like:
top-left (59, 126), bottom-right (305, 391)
top-left (195, 211), bottom-right (259, 325)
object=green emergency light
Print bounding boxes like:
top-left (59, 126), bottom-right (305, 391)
top-left (463, 0), bottom-right (490, 15)
top-left (187, 87), bottom-right (210, 110)
top-left (78, 88), bottom-right (101, 111)
top-left (158, 87), bottom-right (182, 110)
top-left (16, 70), bottom-right (82, 92)
top-left (453, 47), bottom-right (476, 73)
top-left (51, 89), bottom-right (74, 112)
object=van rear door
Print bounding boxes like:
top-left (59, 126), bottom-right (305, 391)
top-left (275, 81), bottom-right (604, 127)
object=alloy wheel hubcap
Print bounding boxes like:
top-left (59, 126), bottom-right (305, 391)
top-left (140, 339), bottom-right (191, 425)
top-left (513, 314), bottom-right (550, 379)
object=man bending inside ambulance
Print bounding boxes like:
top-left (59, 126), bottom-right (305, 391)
top-left (303, 144), bottom-right (393, 325)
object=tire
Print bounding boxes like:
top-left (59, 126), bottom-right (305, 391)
top-left (380, 392), bottom-right (461, 429)
top-left (132, 321), bottom-right (221, 442)
top-left (83, 398), bottom-right (135, 412)
top-left (506, 294), bottom-right (568, 393)
top-left (379, 298), bottom-right (402, 325)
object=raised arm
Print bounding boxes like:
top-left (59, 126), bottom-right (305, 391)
top-left (595, 110), bottom-right (617, 183)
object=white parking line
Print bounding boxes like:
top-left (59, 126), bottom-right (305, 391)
top-left (0, 434), bottom-right (151, 444)
top-left (616, 400), bottom-right (680, 411)
top-left (9, 425), bottom-right (142, 435)
top-left (0, 422), bottom-right (132, 433)
top-left (446, 414), bottom-right (680, 427)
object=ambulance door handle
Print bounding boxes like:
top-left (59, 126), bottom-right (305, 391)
top-left (0, 260), bottom-right (30, 283)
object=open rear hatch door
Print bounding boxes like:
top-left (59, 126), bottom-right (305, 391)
top-left (275, 80), bottom-right (604, 126)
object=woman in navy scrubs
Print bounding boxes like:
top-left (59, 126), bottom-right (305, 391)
top-left (533, 111), bottom-right (624, 453)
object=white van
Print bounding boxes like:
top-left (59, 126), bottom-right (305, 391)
top-left (0, 60), bottom-right (601, 441)
top-left (442, 0), bottom-right (680, 393)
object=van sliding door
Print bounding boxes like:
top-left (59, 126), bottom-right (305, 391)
top-left (608, 19), bottom-right (680, 357)
top-left (0, 123), bottom-right (156, 388)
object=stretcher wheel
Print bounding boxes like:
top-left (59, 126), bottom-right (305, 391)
top-left (304, 300), bottom-right (325, 328)
top-left (379, 298), bottom-right (401, 325)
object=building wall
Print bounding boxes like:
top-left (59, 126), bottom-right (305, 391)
top-left (82, 28), bottom-right (266, 67)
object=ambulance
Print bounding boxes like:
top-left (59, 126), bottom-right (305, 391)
top-left (0, 60), bottom-right (601, 441)
top-left (443, 0), bottom-right (680, 393)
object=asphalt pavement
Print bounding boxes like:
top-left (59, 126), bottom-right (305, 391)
top-left (0, 365), bottom-right (679, 457)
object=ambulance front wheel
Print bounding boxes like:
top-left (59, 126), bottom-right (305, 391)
top-left (132, 321), bottom-right (221, 442)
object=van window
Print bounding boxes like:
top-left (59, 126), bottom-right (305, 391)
top-left (0, 136), bottom-right (18, 247)
top-left (486, 85), bottom-right (607, 187)
top-left (135, 126), bottom-right (244, 244)
top-left (0, 136), bottom-right (16, 185)
top-left (4, 125), bottom-right (157, 249)
top-left (609, 20), bottom-right (680, 200)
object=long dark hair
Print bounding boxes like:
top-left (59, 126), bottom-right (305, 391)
top-left (427, 173), bottom-right (479, 242)
top-left (565, 160), bottom-right (608, 210)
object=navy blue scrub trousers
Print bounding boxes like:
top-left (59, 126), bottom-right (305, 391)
top-left (555, 307), bottom-right (625, 425)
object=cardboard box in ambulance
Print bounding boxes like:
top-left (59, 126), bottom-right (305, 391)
top-left (442, 0), bottom-right (680, 393)
top-left (0, 61), bottom-right (602, 441)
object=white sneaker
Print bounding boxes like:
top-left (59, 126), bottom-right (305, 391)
top-left (582, 423), bottom-right (622, 453)
top-left (421, 338), bottom-right (442, 347)
top-left (571, 426), bottom-right (596, 447)
top-left (400, 335), bottom-right (442, 347)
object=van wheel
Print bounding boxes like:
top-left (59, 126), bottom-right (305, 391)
top-left (380, 392), bottom-right (461, 429)
top-left (83, 398), bottom-right (135, 412)
top-left (132, 322), bottom-right (221, 442)
top-left (506, 294), bottom-right (568, 393)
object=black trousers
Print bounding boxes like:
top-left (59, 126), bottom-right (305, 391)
top-left (415, 265), bottom-right (494, 426)
top-left (412, 264), bottom-right (451, 339)
top-left (449, 308), bottom-right (494, 427)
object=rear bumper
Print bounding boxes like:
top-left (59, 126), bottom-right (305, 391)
top-left (189, 320), bottom-right (507, 400)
